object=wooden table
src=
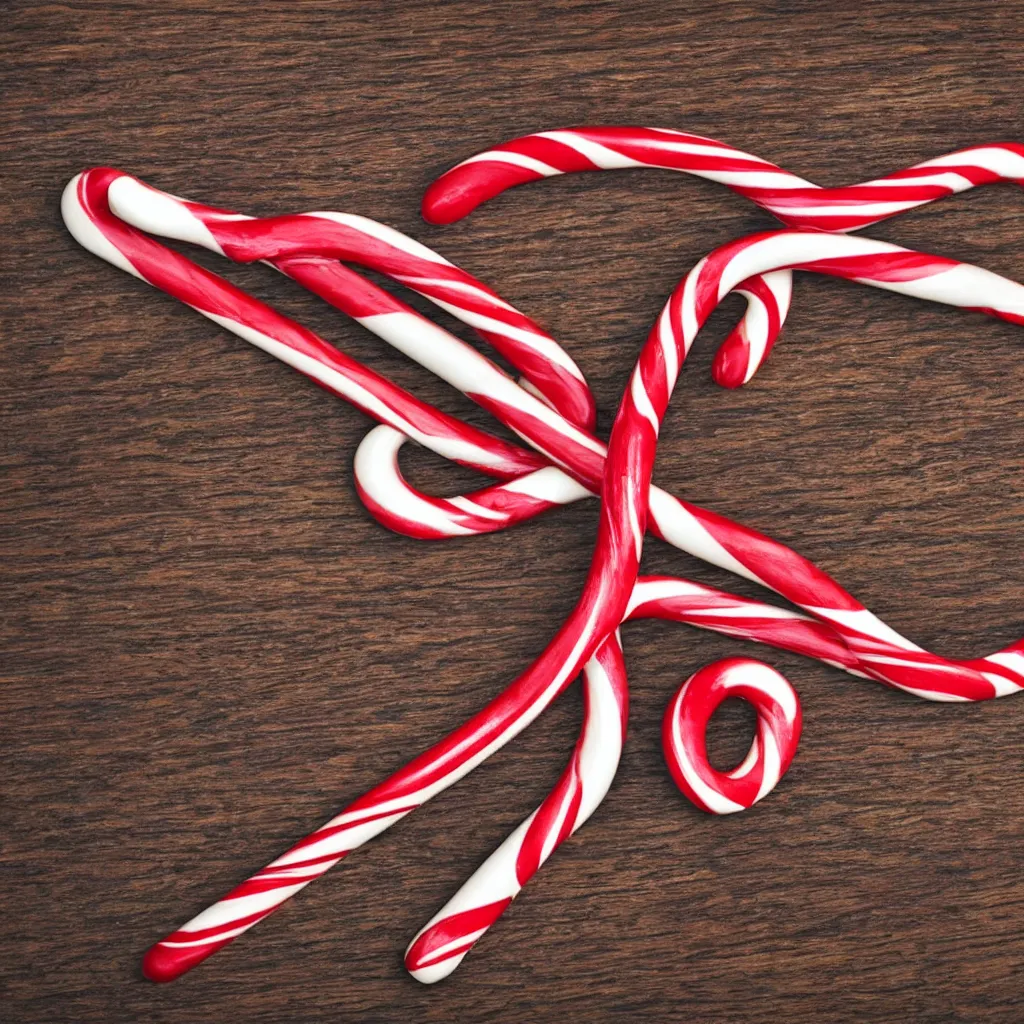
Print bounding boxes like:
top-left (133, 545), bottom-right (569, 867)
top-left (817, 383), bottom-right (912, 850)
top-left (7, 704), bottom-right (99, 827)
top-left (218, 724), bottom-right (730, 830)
top-left (3, 2), bottom-right (1023, 1020)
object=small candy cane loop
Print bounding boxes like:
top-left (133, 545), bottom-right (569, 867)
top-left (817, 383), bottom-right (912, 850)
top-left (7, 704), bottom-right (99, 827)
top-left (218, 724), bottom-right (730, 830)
top-left (353, 424), bottom-right (590, 540)
top-left (662, 658), bottom-right (802, 815)
top-left (711, 270), bottom-right (793, 389)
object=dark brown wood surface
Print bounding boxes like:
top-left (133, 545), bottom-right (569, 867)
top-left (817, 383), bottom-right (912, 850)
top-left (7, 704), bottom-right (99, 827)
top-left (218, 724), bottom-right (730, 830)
top-left (3, 2), bottom-right (1024, 1021)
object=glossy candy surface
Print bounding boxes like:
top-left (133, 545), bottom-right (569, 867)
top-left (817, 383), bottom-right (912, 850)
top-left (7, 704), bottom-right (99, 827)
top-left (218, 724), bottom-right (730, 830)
top-left (60, 134), bottom-right (1024, 984)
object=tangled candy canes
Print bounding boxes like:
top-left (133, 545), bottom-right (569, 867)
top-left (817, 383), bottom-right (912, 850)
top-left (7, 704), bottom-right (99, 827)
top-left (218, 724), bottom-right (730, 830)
top-left (60, 138), bottom-right (1024, 984)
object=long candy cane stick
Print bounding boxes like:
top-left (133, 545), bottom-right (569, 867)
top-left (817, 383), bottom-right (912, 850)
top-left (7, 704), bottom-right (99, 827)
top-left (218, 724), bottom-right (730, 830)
top-left (423, 128), bottom-right (1024, 385)
top-left (405, 631), bottom-right (628, 983)
top-left (70, 172), bottom-right (1024, 978)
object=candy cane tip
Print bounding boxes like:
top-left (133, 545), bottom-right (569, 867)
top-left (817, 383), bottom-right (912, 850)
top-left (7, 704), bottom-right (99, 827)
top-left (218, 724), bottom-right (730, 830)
top-left (420, 182), bottom-right (466, 225)
top-left (710, 340), bottom-right (751, 390)
top-left (108, 176), bottom-right (226, 255)
top-left (406, 956), bottom-right (462, 985)
top-left (141, 940), bottom-right (215, 983)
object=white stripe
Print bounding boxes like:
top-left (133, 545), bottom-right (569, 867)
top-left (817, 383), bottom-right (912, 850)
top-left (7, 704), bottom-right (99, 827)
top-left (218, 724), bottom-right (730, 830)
top-left (771, 200), bottom-right (920, 218)
top-left (177, 883), bottom-right (309, 935)
top-left (670, 686), bottom-right (744, 814)
top-left (699, 169), bottom-right (821, 190)
top-left (718, 660), bottom-right (799, 721)
top-left (457, 150), bottom-right (561, 177)
top-left (980, 672), bottom-right (1024, 697)
top-left (427, 298), bottom-right (587, 381)
top-left (734, 289), bottom-right (768, 382)
top-left (657, 304), bottom-right (680, 391)
top-left (680, 258), bottom-right (704, 351)
top-left (648, 488), bottom-right (767, 587)
top-left (861, 171), bottom-right (974, 191)
top-left (536, 130), bottom-right (644, 170)
top-left (630, 368), bottom-right (660, 433)
top-left (357, 312), bottom-right (604, 459)
top-left (107, 176), bottom-right (227, 255)
top-left (856, 262), bottom-right (1024, 318)
top-left (984, 650), bottom-right (1024, 679)
top-left (272, 809), bottom-right (410, 867)
top-left (160, 921), bottom-right (261, 947)
top-left (502, 466), bottom-right (592, 504)
top-left (803, 606), bottom-right (921, 651)
top-left (716, 234), bottom-right (896, 300)
top-left (754, 727), bottom-right (782, 804)
top-left (307, 211), bottom-right (452, 265)
top-left (449, 495), bottom-right (509, 522)
top-left (727, 737), bottom-right (760, 780)
top-left (921, 146), bottom-right (1024, 179)
top-left (683, 604), bottom-right (804, 621)
top-left (398, 275), bottom-right (518, 312)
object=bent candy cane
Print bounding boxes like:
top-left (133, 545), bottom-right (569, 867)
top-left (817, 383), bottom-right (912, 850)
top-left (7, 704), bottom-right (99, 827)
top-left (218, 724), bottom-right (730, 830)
top-left (423, 127), bottom-right (1024, 386)
top-left (66, 170), bottom-right (839, 983)
top-left (63, 167), bottom-right (1024, 983)
top-left (63, 170), bottom-right (823, 982)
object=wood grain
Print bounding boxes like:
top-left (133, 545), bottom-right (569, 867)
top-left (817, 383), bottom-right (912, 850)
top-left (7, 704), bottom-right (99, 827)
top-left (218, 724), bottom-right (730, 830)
top-left (2, 2), bottom-right (1023, 1021)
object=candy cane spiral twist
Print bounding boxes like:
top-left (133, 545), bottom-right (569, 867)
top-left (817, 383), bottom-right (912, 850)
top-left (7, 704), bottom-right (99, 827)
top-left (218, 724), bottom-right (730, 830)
top-left (60, 137), bottom-right (1024, 985)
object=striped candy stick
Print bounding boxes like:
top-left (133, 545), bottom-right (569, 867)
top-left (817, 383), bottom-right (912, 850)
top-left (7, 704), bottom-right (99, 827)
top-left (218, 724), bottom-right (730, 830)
top-left (101, 174), bottom-right (597, 433)
top-left (385, 233), bottom-right (1024, 978)
top-left (405, 631), bottom-right (628, 983)
top-left (422, 128), bottom-right (1024, 385)
top-left (62, 169), bottom-right (550, 483)
top-left (66, 172), bottom-right (1024, 978)
top-left (126, 227), bottom-right (1024, 978)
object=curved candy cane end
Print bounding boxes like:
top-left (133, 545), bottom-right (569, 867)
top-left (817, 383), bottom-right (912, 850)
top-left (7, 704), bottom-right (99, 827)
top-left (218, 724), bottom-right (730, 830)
top-left (422, 163), bottom-right (541, 225)
top-left (142, 939), bottom-right (215, 983)
top-left (710, 327), bottom-right (758, 389)
top-left (662, 658), bottom-right (802, 814)
top-left (404, 896), bottom-right (514, 984)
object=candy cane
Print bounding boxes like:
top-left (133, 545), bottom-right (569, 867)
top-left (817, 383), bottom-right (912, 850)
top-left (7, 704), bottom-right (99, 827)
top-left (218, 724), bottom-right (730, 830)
top-left (64, 169), bottom-right (828, 982)
top-left (66, 172), bottom-right (1024, 978)
top-left (423, 128), bottom-right (1024, 385)
top-left (388, 229), bottom-right (1024, 982)
top-left (404, 645), bottom-right (806, 983)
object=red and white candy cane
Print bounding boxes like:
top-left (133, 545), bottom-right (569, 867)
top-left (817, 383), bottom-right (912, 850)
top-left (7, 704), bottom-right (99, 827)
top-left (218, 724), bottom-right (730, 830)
top-left (100, 170), bottom-right (1024, 707)
top-left (63, 170), bottom-right (1024, 983)
top-left (65, 170), bottom-right (830, 983)
top-left (424, 127), bottom-right (1024, 386)
top-left (392, 238), bottom-right (1024, 981)
top-left (371, 228), bottom-right (1024, 982)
